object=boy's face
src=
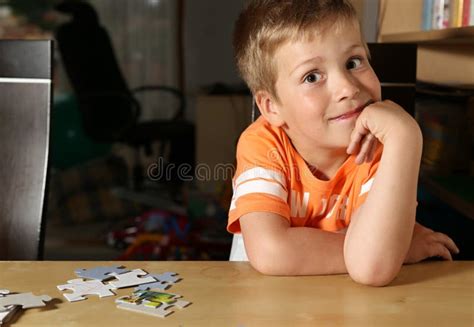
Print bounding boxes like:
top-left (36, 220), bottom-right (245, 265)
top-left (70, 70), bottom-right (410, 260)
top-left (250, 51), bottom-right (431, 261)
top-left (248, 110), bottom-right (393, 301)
top-left (267, 18), bottom-right (381, 153)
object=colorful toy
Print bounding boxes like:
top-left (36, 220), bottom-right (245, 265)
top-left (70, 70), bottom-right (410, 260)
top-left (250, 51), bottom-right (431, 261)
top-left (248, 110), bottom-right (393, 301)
top-left (116, 290), bottom-right (191, 318)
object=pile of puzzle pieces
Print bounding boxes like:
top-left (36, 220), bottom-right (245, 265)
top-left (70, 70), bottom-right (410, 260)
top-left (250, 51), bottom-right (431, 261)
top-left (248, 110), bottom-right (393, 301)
top-left (57, 265), bottom-right (191, 318)
top-left (0, 289), bottom-right (52, 325)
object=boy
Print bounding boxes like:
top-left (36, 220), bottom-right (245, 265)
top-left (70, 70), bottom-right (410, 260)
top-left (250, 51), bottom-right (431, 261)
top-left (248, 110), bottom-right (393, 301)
top-left (227, 0), bottom-right (459, 286)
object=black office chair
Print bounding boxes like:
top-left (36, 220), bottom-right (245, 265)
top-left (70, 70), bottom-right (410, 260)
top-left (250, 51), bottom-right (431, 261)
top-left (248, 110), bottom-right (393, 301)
top-left (0, 40), bottom-right (53, 260)
top-left (54, 1), bottom-right (194, 188)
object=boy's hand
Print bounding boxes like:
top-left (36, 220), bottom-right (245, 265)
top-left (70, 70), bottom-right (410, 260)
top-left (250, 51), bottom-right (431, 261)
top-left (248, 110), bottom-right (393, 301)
top-left (348, 132), bottom-right (380, 165)
top-left (347, 100), bottom-right (421, 154)
top-left (404, 222), bottom-right (460, 264)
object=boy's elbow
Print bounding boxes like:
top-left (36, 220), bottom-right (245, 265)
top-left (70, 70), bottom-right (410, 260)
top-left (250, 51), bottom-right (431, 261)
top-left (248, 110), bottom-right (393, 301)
top-left (250, 257), bottom-right (281, 276)
top-left (246, 241), bottom-right (295, 276)
top-left (349, 268), bottom-right (397, 287)
top-left (347, 260), bottom-right (401, 287)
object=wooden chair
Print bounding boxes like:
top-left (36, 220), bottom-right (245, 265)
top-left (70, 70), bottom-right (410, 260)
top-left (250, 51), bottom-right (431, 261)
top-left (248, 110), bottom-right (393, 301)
top-left (0, 40), bottom-right (53, 260)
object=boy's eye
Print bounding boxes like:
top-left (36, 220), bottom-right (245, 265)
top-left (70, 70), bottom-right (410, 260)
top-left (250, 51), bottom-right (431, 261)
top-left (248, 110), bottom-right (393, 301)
top-left (304, 72), bottom-right (322, 84)
top-left (346, 57), bottom-right (362, 70)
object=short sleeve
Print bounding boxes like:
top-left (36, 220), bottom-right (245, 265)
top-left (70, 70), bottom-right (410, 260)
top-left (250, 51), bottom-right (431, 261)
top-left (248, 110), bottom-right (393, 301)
top-left (227, 129), bottom-right (291, 234)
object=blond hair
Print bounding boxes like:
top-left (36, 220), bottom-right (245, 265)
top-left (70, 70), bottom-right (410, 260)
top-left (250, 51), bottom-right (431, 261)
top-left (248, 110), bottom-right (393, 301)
top-left (233, 0), bottom-right (360, 100)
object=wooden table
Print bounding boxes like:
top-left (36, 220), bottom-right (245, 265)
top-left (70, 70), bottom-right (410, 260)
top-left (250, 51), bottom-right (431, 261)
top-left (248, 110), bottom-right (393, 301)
top-left (0, 261), bottom-right (472, 326)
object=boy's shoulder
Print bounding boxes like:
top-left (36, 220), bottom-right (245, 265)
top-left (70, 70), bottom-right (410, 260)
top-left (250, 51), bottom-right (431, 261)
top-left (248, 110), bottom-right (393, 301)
top-left (238, 116), bottom-right (294, 156)
top-left (239, 116), bottom-right (288, 149)
top-left (242, 115), bottom-right (276, 134)
top-left (236, 115), bottom-right (294, 168)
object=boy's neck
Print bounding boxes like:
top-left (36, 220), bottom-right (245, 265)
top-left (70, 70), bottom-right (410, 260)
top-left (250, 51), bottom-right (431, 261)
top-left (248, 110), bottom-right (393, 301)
top-left (291, 140), bottom-right (350, 181)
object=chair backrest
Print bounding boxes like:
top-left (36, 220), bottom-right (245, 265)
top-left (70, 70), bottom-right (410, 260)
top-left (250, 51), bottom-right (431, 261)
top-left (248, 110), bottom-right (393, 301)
top-left (55, 1), bottom-right (137, 143)
top-left (0, 40), bottom-right (52, 260)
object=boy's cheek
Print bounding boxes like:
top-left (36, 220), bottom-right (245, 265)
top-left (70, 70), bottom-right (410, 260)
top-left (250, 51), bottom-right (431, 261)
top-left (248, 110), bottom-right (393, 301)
top-left (366, 83), bottom-right (382, 103)
top-left (375, 83), bottom-right (382, 101)
top-left (363, 68), bottom-right (382, 100)
top-left (372, 75), bottom-right (382, 100)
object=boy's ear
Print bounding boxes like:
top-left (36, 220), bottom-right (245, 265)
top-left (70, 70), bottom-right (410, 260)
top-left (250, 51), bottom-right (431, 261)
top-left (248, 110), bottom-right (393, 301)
top-left (254, 90), bottom-right (285, 127)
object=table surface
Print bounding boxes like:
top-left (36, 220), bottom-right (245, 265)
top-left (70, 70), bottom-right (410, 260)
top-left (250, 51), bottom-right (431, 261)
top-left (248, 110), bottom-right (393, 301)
top-left (0, 261), bottom-right (473, 326)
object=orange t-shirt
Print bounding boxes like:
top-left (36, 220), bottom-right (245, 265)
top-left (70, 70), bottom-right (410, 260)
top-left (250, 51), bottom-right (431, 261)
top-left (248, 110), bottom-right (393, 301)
top-left (227, 116), bottom-right (382, 234)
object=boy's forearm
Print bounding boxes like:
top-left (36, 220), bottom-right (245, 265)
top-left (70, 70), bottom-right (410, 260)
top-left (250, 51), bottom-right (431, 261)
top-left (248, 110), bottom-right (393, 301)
top-left (251, 226), bottom-right (347, 276)
top-left (344, 129), bottom-right (422, 285)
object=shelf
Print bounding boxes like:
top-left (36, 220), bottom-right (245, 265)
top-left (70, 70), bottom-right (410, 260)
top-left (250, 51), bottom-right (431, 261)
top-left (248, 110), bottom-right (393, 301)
top-left (380, 26), bottom-right (474, 44)
top-left (420, 174), bottom-right (474, 220)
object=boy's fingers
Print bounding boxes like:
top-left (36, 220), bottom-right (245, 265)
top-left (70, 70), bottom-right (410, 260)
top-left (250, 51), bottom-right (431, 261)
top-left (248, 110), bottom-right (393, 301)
top-left (347, 126), bottom-right (370, 154)
top-left (433, 232), bottom-right (460, 254)
top-left (361, 140), bottom-right (373, 163)
top-left (365, 138), bottom-right (378, 163)
top-left (432, 244), bottom-right (453, 261)
top-left (347, 132), bottom-right (363, 154)
top-left (363, 134), bottom-right (376, 163)
top-left (355, 134), bottom-right (374, 164)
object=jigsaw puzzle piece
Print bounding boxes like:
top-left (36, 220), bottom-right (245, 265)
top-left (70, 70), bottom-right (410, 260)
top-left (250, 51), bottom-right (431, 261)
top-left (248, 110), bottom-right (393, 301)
top-left (74, 265), bottom-right (130, 281)
top-left (0, 305), bottom-right (19, 325)
top-left (152, 272), bottom-right (181, 284)
top-left (135, 290), bottom-right (177, 308)
top-left (134, 272), bottom-right (181, 291)
top-left (116, 301), bottom-right (173, 318)
top-left (138, 291), bottom-right (191, 310)
top-left (0, 293), bottom-right (51, 311)
top-left (108, 269), bottom-right (156, 289)
top-left (116, 290), bottom-right (191, 318)
top-left (0, 290), bottom-right (17, 325)
top-left (57, 279), bottom-right (115, 302)
top-left (165, 299), bottom-right (191, 310)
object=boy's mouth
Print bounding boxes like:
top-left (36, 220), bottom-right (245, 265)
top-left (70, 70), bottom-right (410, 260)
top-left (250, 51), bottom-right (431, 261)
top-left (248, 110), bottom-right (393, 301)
top-left (329, 100), bottom-right (374, 121)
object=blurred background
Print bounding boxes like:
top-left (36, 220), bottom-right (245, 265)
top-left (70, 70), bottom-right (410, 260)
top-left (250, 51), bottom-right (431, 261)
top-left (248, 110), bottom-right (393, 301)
top-left (1, 0), bottom-right (472, 261)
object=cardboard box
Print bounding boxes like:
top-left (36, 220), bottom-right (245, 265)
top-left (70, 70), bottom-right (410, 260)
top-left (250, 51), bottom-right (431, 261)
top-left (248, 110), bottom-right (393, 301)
top-left (195, 95), bottom-right (253, 193)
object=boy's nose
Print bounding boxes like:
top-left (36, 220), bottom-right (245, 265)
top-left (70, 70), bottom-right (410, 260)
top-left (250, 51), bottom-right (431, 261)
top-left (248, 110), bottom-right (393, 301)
top-left (332, 71), bottom-right (360, 102)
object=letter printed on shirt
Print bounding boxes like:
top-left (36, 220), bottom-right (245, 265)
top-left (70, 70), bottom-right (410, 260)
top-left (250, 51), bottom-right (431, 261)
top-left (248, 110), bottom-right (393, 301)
top-left (290, 191), bottom-right (310, 217)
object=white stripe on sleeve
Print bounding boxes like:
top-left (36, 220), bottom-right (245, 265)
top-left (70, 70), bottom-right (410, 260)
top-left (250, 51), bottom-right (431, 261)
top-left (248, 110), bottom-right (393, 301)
top-left (230, 179), bottom-right (288, 211)
top-left (234, 167), bottom-right (286, 188)
top-left (359, 178), bottom-right (374, 196)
